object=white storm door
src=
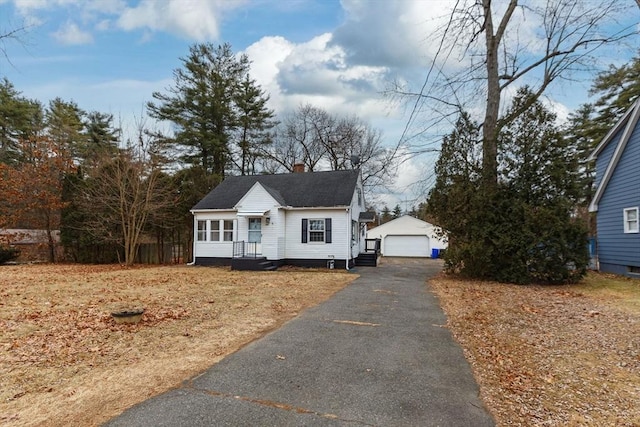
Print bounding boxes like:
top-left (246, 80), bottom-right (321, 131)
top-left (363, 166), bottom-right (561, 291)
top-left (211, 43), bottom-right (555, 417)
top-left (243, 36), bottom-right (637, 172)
top-left (248, 218), bottom-right (262, 255)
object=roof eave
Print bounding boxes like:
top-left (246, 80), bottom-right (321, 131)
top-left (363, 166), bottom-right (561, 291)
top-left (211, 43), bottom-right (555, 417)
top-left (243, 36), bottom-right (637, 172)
top-left (590, 100), bottom-right (640, 210)
top-left (190, 208), bottom-right (237, 214)
top-left (283, 205), bottom-right (350, 210)
top-left (588, 99), bottom-right (639, 161)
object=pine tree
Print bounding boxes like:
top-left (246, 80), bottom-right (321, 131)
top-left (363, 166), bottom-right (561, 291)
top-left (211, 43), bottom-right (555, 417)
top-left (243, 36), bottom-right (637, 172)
top-left (46, 98), bottom-right (86, 160)
top-left (233, 74), bottom-right (275, 175)
top-left (147, 43), bottom-right (254, 178)
top-left (381, 205), bottom-right (392, 224)
top-left (0, 78), bottom-right (43, 165)
top-left (392, 204), bottom-right (402, 219)
top-left (428, 91), bottom-right (588, 284)
top-left (83, 111), bottom-right (120, 160)
top-left (590, 55), bottom-right (640, 125)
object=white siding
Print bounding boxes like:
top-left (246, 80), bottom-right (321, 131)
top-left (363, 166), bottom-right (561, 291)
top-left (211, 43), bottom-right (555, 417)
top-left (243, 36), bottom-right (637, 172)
top-left (348, 178), bottom-right (367, 258)
top-left (234, 183), bottom-right (285, 260)
top-left (367, 215), bottom-right (448, 257)
top-left (274, 208), bottom-right (286, 259)
top-left (235, 182), bottom-right (281, 213)
top-left (193, 177), bottom-right (366, 264)
top-left (193, 211), bottom-right (236, 258)
top-left (284, 209), bottom-right (350, 261)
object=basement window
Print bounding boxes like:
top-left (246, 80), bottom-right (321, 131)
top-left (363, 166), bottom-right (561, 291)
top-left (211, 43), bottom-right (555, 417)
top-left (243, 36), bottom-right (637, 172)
top-left (628, 266), bottom-right (640, 274)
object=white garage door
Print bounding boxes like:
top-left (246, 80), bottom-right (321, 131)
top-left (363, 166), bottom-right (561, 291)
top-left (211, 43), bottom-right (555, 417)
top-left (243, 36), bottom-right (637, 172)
top-left (384, 235), bottom-right (430, 257)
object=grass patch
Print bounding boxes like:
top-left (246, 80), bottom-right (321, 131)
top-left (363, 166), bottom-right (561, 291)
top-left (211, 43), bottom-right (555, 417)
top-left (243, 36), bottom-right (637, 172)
top-left (0, 264), bottom-right (356, 426)
top-left (579, 272), bottom-right (640, 312)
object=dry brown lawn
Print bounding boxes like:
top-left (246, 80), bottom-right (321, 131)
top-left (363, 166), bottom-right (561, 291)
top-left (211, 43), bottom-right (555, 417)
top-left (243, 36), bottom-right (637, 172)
top-left (430, 271), bottom-right (640, 427)
top-left (0, 264), bottom-right (356, 427)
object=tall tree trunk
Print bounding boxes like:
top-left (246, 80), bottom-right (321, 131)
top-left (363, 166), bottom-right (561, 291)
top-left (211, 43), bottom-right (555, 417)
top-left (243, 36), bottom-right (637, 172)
top-left (482, 0), bottom-right (500, 189)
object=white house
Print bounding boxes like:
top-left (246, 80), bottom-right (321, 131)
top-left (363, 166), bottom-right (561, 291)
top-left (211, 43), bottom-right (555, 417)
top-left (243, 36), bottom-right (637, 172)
top-left (367, 215), bottom-right (448, 258)
top-left (190, 168), bottom-right (375, 270)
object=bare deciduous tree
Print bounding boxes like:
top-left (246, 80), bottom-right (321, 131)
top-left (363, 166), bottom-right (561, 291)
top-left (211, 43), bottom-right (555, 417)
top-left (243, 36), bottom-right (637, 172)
top-left (75, 134), bottom-right (172, 265)
top-left (259, 104), bottom-right (397, 196)
top-left (395, 0), bottom-right (637, 188)
top-left (0, 23), bottom-right (28, 65)
top-left (0, 136), bottom-right (74, 262)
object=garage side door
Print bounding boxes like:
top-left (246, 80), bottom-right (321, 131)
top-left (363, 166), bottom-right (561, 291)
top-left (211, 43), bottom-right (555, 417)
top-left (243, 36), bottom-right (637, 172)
top-left (384, 235), bottom-right (430, 257)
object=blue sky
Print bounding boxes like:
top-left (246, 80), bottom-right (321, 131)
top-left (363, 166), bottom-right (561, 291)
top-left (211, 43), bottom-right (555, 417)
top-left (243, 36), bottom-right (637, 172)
top-left (0, 0), bottom-right (638, 209)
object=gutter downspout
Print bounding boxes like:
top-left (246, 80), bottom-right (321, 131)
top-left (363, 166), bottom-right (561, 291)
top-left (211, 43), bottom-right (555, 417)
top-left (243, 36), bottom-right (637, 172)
top-left (346, 207), bottom-right (350, 271)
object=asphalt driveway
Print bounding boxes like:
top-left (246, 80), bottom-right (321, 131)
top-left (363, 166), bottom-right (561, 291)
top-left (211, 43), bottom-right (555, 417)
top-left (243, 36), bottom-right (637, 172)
top-left (105, 257), bottom-right (494, 426)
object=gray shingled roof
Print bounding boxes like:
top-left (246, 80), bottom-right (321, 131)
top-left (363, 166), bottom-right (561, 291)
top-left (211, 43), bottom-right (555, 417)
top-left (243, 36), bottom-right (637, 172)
top-left (192, 169), bottom-right (360, 210)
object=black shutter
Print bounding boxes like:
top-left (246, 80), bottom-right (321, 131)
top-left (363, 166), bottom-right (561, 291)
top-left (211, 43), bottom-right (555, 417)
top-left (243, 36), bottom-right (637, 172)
top-left (302, 218), bottom-right (308, 243)
top-left (325, 218), bottom-right (332, 243)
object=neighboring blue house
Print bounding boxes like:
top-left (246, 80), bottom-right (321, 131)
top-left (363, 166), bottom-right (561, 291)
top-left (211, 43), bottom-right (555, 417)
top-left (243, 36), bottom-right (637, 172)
top-left (588, 99), bottom-right (640, 276)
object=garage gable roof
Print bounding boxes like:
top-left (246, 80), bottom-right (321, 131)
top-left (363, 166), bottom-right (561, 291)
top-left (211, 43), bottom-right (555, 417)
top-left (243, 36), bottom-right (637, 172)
top-left (368, 215), bottom-right (436, 236)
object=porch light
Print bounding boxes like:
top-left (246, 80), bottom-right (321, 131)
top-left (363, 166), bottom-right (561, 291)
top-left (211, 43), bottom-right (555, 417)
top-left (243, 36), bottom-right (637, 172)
top-left (265, 217), bottom-right (271, 225)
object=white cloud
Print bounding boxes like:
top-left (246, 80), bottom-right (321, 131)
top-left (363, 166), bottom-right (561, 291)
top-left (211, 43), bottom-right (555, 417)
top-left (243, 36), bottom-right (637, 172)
top-left (371, 147), bottom-right (435, 210)
top-left (51, 21), bottom-right (93, 45)
top-left (84, 0), bottom-right (126, 15)
top-left (95, 19), bottom-right (111, 31)
top-left (244, 33), bottom-right (391, 124)
top-left (10, 0), bottom-right (84, 23)
top-left (117, 0), bottom-right (245, 41)
top-left (243, 35), bottom-right (294, 109)
top-left (332, 0), bottom-right (456, 69)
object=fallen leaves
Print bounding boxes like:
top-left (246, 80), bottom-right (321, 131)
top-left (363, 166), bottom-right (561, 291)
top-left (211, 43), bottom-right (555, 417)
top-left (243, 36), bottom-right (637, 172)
top-left (429, 272), bottom-right (640, 427)
top-left (0, 264), bottom-right (356, 427)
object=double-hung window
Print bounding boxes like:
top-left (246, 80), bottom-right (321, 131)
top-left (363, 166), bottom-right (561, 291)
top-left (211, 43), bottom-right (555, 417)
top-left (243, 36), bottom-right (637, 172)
top-left (197, 220), bottom-right (207, 241)
top-left (198, 219), bottom-right (235, 241)
top-left (223, 220), bottom-right (234, 241)
top-left (302, 218), bottom-right (332, 243)
top-left (351, 220), bottom-right (358, 244)
top-left (309, 219), bottom-right (325, 242)
top-left (210, 220), bottom-right (221, 241)
top-left (624, 207), bottom-right (639, 233)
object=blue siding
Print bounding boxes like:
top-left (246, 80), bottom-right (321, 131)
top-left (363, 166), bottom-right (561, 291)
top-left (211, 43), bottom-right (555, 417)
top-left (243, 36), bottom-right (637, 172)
top-left (594, 128), bottom-right (622, 188)
top-left (596, 122), bottom-right (640, 273)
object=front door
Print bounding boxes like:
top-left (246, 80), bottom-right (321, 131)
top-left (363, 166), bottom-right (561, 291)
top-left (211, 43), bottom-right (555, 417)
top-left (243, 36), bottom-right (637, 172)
top-left (248, 218), bottom-right (262, 255)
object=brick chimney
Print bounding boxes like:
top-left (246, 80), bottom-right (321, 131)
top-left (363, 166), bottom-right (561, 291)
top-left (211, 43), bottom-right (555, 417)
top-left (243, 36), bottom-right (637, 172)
top-left (293, 163), bottom-right (305, 173)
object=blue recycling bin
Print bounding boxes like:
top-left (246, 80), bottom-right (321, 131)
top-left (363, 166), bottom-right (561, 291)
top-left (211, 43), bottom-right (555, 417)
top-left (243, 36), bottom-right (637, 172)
top-left (431, 248), bottom-right (439, 259)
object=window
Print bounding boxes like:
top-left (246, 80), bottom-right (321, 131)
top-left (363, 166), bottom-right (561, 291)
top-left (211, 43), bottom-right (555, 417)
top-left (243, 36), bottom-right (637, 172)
top-left (210, 220), bottom-right (220, 241)
top-left (198, 219), bottom-right (234, 242)
top-left (352, 220), bottom-right (358, 244)
top-left (624, 207), bottom-right (639, 233)
top-left (197, 220), bottom-right (207, 241)
top-left (309, 219), bottom-right (325, 242)
top-left (223, 220), bottom-right (234, 241)
top-left (302, 218), bottom-right (332, 243)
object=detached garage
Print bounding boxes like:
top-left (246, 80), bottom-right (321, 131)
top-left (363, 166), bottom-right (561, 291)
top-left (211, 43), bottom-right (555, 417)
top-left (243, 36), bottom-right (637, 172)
top-left (367, 215), bottom-right (448, 258)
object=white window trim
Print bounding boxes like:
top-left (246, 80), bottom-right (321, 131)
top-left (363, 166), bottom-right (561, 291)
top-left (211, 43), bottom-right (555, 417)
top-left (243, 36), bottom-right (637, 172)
top-left (197, 220), bottom-right (207, 241)
top-left (223, 220), bottom-right (234, 242)
top-left (623, 207), bottom-right (639, 234)
top-left (308, 219), bottom-right (326, 243)
top-left (198, 219), bottom-right (235, 242)
top-left (210, 220), bottom-right (221, 241)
